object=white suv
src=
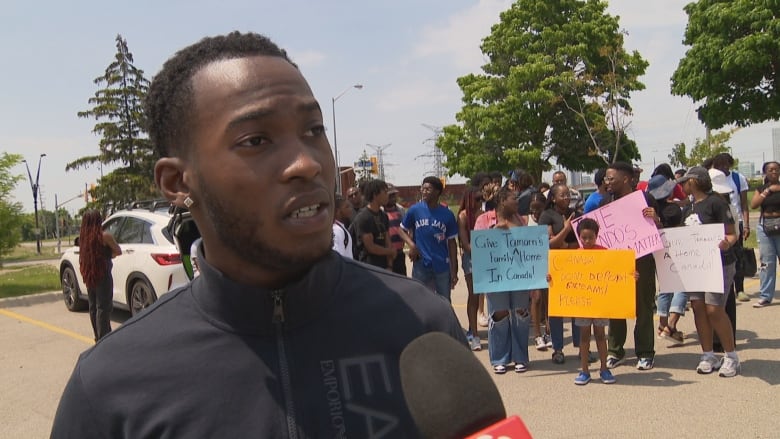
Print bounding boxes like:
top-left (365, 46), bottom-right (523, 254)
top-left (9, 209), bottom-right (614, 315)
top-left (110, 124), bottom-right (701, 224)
top-left (59, 207), bottom-right (189, 316)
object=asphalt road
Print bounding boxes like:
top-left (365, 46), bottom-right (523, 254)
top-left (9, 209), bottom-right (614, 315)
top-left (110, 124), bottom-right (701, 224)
top-left (1, 262), bottom-right (778, 438)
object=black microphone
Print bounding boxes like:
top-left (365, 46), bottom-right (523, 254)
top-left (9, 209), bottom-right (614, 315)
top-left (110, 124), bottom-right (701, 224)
top-left (400, 332), bottom-right (532, 438)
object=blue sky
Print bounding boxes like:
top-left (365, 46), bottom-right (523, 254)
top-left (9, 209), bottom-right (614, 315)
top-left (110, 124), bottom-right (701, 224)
top-left (2, 0), bottom-right (776, 213)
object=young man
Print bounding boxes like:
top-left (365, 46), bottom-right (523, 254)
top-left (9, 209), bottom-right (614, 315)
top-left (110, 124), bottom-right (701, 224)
top-left (351, 179), bottom-right (396, 269)
top-left (400, 176), bottom-right (459, 301)
top-left (601, 162), bottom-right (661, 371)
top-left (50, 32), bottom-right (465, 438)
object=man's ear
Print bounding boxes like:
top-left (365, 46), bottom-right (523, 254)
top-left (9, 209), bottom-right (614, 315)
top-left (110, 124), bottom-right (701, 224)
top-left (155, 157), bottom-right (190, 207)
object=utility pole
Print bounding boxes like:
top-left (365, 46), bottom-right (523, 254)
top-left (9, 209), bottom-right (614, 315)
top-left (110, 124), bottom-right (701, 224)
top-left (366, 143), bottom-right (391, 181)
top-left (420, 124), bottom-right (446, 180)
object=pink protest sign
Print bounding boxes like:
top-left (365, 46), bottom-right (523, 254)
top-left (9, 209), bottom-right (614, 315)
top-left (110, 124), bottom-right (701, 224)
top-left (572, 190), bottom-right (663, 258)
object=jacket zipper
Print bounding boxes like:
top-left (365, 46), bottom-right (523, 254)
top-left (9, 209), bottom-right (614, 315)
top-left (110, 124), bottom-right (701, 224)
top-left (272, 289), bottom-right (299, 439)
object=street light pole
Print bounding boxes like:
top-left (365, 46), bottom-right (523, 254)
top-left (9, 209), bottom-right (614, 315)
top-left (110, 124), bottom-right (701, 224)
top-left (331, 84), bottom-right (363, 195)
top-left (55, 192), bottom-right (84, 254)
top-left (22, 153), bottom-right (46, 254)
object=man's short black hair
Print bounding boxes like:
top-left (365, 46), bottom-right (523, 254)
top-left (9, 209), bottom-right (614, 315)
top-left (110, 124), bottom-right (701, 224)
top-left (422, 176), bottom-right (443, 193)
top-left (362, 179), bottom-right (388, 202)
top-left (576, 217), bottom-right (600, 235)
top-left (145, 31), bottom-right (296, 158)
top-left (713, 152), bottom-right (734, 169)
top-left (607, 161), bottom-right (634, 177)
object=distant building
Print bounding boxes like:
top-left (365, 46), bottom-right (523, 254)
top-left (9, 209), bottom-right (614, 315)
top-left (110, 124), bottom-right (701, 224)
top-left (773, 127), bottom-right (780, 162)
top-left (737, 161), bottom-right (756, 177)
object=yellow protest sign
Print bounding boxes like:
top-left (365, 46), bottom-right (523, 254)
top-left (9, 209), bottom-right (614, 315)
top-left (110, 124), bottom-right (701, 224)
top-left (548, 249), bottom-right (636, 319)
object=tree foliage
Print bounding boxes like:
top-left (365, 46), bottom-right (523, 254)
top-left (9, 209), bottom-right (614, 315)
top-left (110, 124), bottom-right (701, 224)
top-left (68, 35), bottom-right (158, 212)
top-left (0, 153), bottom-right (25, 264)
top-left (667, 129), bottom-right (737, 168)
top-left (671, 0), bottom-right (780, 129)
top-left (437, 0), bottom-right (647, 182)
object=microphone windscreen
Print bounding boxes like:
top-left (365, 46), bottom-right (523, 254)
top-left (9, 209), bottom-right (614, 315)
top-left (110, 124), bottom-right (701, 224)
top-left (400, 332), bottom-right (506, 439)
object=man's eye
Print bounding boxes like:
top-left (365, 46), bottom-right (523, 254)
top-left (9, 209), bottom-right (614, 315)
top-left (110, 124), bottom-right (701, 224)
top-left (304, 125), bottom-right (326, 137)
top-left (237, 136), bottom-right (269, 147)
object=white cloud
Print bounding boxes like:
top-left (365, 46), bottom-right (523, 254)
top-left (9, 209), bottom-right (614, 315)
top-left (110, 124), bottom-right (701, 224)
top-left (413, 0), bottom-right (511, 71)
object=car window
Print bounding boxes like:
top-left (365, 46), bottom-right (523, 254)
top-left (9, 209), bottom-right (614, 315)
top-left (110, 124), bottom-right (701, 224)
top-left (115, 217), bottom-right (154, 244)
top-left (103, 217), bottom-right (125, 237)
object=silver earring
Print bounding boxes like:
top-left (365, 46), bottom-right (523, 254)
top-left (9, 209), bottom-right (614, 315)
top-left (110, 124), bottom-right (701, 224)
top-left (183, 196), bottom-right (194, 208)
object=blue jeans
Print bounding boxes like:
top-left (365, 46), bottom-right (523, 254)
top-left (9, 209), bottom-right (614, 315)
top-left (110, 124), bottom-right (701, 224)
top-left (412, 262), bottom-right (451, 302)
top-left (487, 291), bottom-right (530, 366)
top-left (757, 224), bottom-right (780, 303)
top-left (549, 317), bottom-right (579, 351)
top-left (657, 292), bottom-right (688, 317)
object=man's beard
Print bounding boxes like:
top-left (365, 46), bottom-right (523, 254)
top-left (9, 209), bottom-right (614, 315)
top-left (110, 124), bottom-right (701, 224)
top-left (198, 178), bottom-right (331, 273)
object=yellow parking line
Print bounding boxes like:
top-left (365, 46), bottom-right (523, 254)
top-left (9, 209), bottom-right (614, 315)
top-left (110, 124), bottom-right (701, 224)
top-left (0, 309), bottom-right (93, 345)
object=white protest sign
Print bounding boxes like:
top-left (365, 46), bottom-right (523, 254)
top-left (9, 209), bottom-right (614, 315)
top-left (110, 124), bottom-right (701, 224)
top-left (653, 224), bottom-right (725, 293)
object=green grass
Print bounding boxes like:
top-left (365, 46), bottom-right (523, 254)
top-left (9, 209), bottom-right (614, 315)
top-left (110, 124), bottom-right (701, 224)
top-left (0, 265), bottom-right (60, 299)
top-left (1, 241), bottom-right (63, 264)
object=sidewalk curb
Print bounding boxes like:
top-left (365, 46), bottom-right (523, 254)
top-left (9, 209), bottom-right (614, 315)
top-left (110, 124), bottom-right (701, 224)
top-left (0, 291), bottom-right (62, 308)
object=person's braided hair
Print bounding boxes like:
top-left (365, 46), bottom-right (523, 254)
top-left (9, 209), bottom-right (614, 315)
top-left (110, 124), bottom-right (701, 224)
top-left (145, 31), bottom-right (296, 159)
top-left (78, 210), bottom-right (107, 289)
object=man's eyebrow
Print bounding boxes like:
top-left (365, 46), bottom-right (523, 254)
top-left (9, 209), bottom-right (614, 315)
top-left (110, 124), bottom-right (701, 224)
top-left (227, 101), bottom-right (323, 130)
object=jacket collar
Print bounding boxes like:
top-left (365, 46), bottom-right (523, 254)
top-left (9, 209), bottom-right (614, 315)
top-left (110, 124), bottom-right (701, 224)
top-left (191, 247), bottom-right (343, 335)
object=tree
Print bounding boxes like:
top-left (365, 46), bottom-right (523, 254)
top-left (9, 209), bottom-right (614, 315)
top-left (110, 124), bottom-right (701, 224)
top-left (67, 34), bottom-right (158, 212)
top-left (0, 153), bottom-right (25, 265)
top-left (667, 129), bottom-right (737, 168)
top-left (671, 1), bottom-right (780, 129)
top-left (437, 0), bottom-right (647, 182)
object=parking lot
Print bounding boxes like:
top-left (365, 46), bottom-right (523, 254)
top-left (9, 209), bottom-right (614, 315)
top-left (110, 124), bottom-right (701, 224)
top-left (2, 265), bottom-right (779, 438)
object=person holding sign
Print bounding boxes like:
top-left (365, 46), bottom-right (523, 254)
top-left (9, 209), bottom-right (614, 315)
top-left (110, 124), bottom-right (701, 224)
top-left (571, 219), bottom-right (617, 385)
top-left (539, 183), bottom-right (581, 364)
top-left (600, 162), bottom-right (661, 371)
top-left (677, 167), bottom-right (740, 377)
top-left (474, 188), bottom-right (531, 374)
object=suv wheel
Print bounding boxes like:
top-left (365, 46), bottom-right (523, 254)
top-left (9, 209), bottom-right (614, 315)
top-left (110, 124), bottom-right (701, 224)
top-left (61, 265), bottom-right (88, 312)
top-left (129, 278), bottom-right (158, 316)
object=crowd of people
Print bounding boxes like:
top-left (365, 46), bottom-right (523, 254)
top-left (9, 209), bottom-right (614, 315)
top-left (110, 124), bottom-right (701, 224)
top-left (339, 152), bottom-right (778, 384)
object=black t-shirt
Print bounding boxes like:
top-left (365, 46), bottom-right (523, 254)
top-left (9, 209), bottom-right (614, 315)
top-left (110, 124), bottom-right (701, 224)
top-left (352, 207), bottom-right (390, 268)
top-left (758, 183), bottom-right (780, 215)
top-left (682, 193), bottom-right (736, 265)
top-left (538, 207), bottom-right (578, 244)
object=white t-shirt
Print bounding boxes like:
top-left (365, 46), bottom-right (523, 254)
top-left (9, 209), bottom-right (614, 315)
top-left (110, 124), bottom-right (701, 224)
top-left (332, 221), bottom-right (353, 259)
top-left (725, 171), bottom-right (748, 222)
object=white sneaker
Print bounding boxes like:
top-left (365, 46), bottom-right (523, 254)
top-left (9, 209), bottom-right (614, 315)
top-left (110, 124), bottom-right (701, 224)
top-left (469, 335), bottom-right (482, 351)
top-left (719, 356), bottom-right (740, 377)
top-left (478, 312), bottom-right (489, 327)
top-left (696, 355), bottom-right (722, 374)
top-left (544, 334), bottom-right (553, 348)
top-left (534, 336), bottom-right (547, 351)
